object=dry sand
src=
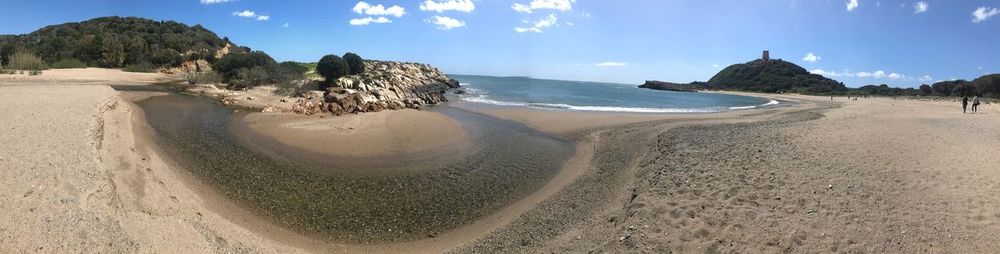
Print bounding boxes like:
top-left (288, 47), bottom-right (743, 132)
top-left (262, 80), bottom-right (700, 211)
top-left (240, 109), bottom-right (467, 157)
top-left (0, 68), bottom-right (169, 86)
top-left (6, 68), bottom-right (1000, 253)
top-left (0, 84), bottom-right (306, 252)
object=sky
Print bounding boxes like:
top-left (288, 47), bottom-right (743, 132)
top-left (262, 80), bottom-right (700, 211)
top-left (0, 0), bottom-right (998, 87)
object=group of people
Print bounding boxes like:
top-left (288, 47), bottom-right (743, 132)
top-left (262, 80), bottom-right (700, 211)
top-left (962, 95), bottom-right (982, 113)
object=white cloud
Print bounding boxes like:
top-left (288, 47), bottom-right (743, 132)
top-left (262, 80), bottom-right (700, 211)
top-left (712, 64), bottom-right (720, 68)
top-left (919, 75), bottom-right (933, 82)
top-left (811, 69), bottom-right (912, 81)
top-left (595, 62), bottom-right (627, 67)
top-left (914, 1), bottom-right (928, 14)
top-left (233, 10), bottom-right (270, 21)
top-left (427, 16), bottom-right (466, 30)
top-left (972, 7), bottom-right (1000, 23)
top-left (200, 0), bottom-right (235, 4)
top-left (978, 66), bottom-right (984, 70)
top-left (353, 1), bottom-right (406, 17)
top-left (233, 10), bottom-right (255, 18)
top-left (511, 0), bottom-right (576, 13)
top-left (846, 0), bottom-right (859, 11)
top-left (810, 69), bottom-right (854, 77)
top-left (802, 53), bottom-right (821, 63)
top-left (420, 0), bottom-right (475, 13)
top-left (282, 22), bottom-right (290, 28)
top-left (515, 13), bottom-right (558, 33)
top-left (565, 21), bottom-right (574, 26)
top-left (350, 16), bottom-right (392, 26)
top-left (852, 70), bottom-right (908, 80)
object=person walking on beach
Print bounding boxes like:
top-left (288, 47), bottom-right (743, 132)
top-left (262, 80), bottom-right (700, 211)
top-left (962, 96), bottom-right (969, 114)
top-left (972, 95), bottom-right (981, 113)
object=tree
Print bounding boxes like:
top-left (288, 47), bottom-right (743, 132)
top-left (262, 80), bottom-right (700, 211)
top-left (918, 84), bottom-right (932, 95)
top-left (99, 34), bottom-right (125, 67)
top-left (343, 52), bottom-right (365, 75)
top-left (211, 51), bottom-right (283, 88)
top-left (316, 54), bottom-right (349, 83)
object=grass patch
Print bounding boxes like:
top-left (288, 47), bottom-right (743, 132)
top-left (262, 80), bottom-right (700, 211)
top-left (123, 62), bottom-right (156, 73)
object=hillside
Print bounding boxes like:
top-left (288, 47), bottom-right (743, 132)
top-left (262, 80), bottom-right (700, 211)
top-left (0, 16), bottom-right (239, 70)
top-left (708, 59), bottom-right (847, 94)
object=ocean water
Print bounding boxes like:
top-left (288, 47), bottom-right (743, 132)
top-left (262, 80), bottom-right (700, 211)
top-left (450, 75), bottom-right (778, 113)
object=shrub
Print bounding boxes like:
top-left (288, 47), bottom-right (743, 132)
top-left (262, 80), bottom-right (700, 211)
top-left (278, 61), bottom-right (308, 80)
top-left (212, 51), bottom-right (278, 81)
top-left (316, 54), bottom-right (349, 84)
top-left (183, 71), bottom-right (223, 85)
top-left (230, 66), bottom-right (273, 88)
top-left (343, 52), bottom-right (365, 75)
top-left (7, 50), bottom-right (48, 71)
top-left (123, 62), bottom-right (156, 73)
top-left (50, 59), bottom-right (88, 69)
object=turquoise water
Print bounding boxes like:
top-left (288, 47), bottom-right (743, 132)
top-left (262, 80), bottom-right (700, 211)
top-left (450, 75), bottom-right (778, 113)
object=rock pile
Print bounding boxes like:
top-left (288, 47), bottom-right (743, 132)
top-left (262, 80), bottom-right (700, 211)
top-left (321, 61), bottom-right (459, 115)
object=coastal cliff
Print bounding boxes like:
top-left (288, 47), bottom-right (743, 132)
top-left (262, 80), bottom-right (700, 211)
top-left (322, 61), bottom-right (460, 115)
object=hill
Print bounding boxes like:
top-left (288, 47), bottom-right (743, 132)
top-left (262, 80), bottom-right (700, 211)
top-left (639, 58), bottom-right (848, 95)
top-left (0, 16), bottom-right (240, 70)
top-left (707, 59), bottom-right (847, 94)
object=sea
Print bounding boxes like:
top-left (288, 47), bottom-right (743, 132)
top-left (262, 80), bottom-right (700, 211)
top-left (450, 75), bottom-right (779, 113)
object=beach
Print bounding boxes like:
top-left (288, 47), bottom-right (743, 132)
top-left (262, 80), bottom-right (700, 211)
top-left (3, 69), bottom-right (1000, 253)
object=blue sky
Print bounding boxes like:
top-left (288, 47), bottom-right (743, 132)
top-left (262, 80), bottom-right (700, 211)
top-left (1, 0), bottom-right (998, 87)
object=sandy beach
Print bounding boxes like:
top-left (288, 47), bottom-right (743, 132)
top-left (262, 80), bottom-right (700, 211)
top-left (4, 69), bottom-right (1000, 253)
top-left (239, 109), bottom-right (468, 158)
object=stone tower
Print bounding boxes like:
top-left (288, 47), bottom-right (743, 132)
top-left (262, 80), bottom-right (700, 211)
top-left (762, 50), bottom-right (770, 62)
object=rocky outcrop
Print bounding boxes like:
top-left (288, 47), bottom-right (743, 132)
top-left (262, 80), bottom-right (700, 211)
top-left (638, 80), bottom-right (705, 92)
top-left (322, 61), bottom-right (459, 115)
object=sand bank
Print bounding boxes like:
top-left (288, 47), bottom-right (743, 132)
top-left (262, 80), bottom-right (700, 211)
top-left (240, 109), bottom-right (467, 158)
top-left (0, 68), bottom-right (168, 86)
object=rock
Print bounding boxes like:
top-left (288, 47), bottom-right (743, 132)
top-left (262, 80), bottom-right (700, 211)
top-left (292, 100), bottom-right (323, 115)
top-left (261, 105), bottom-right (278, 113)
top-left (220, 97), bottom-right (237, 105)
top-left (246, 96), bottom-right (255, 101)
top-left (319, 60), bottom-right (459, 115)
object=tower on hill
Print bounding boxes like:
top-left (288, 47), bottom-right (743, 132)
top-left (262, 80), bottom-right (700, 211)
top-left (762, 50), bottom-right (770, 62)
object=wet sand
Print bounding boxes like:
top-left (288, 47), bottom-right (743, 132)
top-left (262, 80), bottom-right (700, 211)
top-left (240, 110), bottom-right (468, 158)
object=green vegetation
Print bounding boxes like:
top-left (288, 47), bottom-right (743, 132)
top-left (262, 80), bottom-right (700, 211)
top-left (49, 58), bottom-right (88, 69)
top-left (708, 59), bottom-right (847, 94)
top-left (1, 16), bottom-right (372, 89)
top-left (4, 49), bottom-right (48, 71)
top-left (343, 52), bottom-right (365, 75)
top-left (278, 61), bottom-right (308, 80)
top-left (0, 16), bottom-right (232, 71)
top-left (211, 51), bottom-right (289, 88)
top-left (851, 76), bottom-right (1000, 98)
top-left (316, 54), bottom-right (349, 85)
